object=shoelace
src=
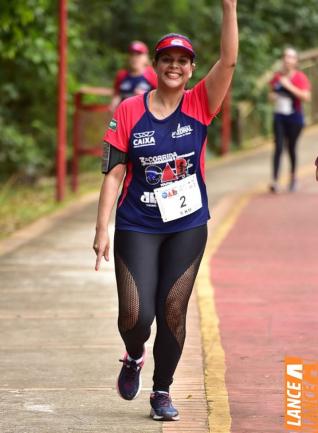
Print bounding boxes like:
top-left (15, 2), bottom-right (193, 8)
top-left (119, 358), bottom-right (140, 379)
top-left (153, 392), bottom-right (171, 407)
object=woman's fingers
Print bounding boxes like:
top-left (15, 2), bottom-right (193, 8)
top-left (104, 243), bottom-right (110, 262)
top-left (93, 231), bottom-right (110, 269)
top-left (95, 247), bottom-right (104, 271)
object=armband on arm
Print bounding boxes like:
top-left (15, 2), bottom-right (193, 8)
top-left (101, 142), bottom-right (128, 174)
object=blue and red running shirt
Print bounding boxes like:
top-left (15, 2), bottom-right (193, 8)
top-left (114, 66), bottom-right (158, 101)
top-left (270, 70), bottom-right (311, 124)
top-left (103, 79), bottom-right (218, 234)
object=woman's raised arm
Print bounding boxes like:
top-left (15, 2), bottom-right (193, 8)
top-left (205, 0), bottom-right (238, 114)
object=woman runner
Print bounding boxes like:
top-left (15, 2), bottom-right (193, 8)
top-left (110, 40), bottom-right (157, 111)
top-left (93, 0), bottom-right (238, 421)
top-left (269, 47), bottom-right (311, 193)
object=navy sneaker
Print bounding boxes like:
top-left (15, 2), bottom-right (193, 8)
top-left (150, 391), bottom-right (180, 421)
top-left (116, 352), bottom-right (145, 400)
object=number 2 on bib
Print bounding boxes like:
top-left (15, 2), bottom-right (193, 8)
top-left (154, 174), bottom-right (202, 223)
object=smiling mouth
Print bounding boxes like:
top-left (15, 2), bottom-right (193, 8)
top-left (166, 72), bottom-right (182, 79)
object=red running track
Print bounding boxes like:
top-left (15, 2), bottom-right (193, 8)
top-left (210, 178), bottom-right (318, 433)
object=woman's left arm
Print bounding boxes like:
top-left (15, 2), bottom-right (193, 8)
top-left (279, 76), bottom-right (311, 102)
top-left (205, 0), bottom-right (238, 114)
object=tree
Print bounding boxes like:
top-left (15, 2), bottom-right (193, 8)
top-left (1, 0), bottom-right (318, 179)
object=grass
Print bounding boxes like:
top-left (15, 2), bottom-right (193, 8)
top-left (0, 171), bottom-right (102, 241)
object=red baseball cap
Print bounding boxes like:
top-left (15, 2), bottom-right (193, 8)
top-left (128, 41), bottom-right (149, 54)
top-left (155, 34), bottom-right (195, 59)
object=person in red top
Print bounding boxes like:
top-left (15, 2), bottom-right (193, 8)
top-left (269, 47), bottom-right (311, 192)
top-left (110, 41), bottom-right (157, 110)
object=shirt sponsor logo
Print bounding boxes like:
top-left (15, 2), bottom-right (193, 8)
top-left (133, 130), bottom-right (156, 148)
top-left (140, 152), bottom-right (194, 186)
top-left (161, 188), bottom-right (178, 199)
top-left (120, 81), bottom-right (132, 91)
top-left (145, 165), bottom-right (162, 185)
top-left (172, 123), bottom-right (193, 139)
top-left (140, 191), bottom-right (157, 207)
top-left (109, 118), bottom-right (117, 131)
top-left (139, 152), bottom-right (178, 166)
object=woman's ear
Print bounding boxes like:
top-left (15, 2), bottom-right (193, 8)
top-left (188, 62), bottom-right (196, 79)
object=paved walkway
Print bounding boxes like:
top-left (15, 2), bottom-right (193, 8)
top-left (209, 176), bottom-right (318, 433)
top-left (0, 126), bottom-right (317, 433)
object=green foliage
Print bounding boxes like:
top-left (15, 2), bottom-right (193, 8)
top-left (235, 0), bottom-right (318, 100)
top-left (0, 0), bottom-right (79, 179)
top-left (1, 0), bottom-right (318, 179)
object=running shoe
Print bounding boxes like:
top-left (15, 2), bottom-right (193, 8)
top-left (117, 351), bottom-right (145, 400)
top-left (289, 178), bottom-right (298, 192)
top-left (150, 391), bottom-right (180, 421)
top-left (269, 182), bottom-right (278, 193)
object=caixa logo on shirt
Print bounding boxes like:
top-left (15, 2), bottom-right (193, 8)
top-left (133, 131), bottom-right (156, 148)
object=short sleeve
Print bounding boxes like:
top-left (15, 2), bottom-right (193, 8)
top-left (293, 71), bottom-right (311, 91)
top-left (269, 72), bottom-right (280, 89)
top-left (182, 79), bottom-right (219, 126)
top-left (103, 102), bottom-right (129, 153)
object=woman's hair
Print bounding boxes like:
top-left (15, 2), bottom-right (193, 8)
top-left (283, 46), bottom-right (298, 58)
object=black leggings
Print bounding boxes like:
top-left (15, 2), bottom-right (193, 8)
top-left (273, 115), bottom-right (303, 181)
top-left (113, 225), bottom-right (207, 392)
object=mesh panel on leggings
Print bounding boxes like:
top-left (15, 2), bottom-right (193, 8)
top-left (115, 254), bottom-right (139, 334)
top-left (165, 256), bottom-right (201, 349)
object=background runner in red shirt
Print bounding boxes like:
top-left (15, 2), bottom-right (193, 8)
top-left (110, 40), bottom-right (157, 110)
top-left (269, 47), bottom-right (311, 193)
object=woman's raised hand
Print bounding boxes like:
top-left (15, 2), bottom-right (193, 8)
top-left (222, 0), bottom-right (237, 7)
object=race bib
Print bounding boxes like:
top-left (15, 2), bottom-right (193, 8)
top-left (154, 174), bottom-right (202, 223)
top-left (275, 95), bottom-right (293, 115)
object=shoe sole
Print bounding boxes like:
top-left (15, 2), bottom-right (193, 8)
top-left (150, 408), bottom-right (180, 421)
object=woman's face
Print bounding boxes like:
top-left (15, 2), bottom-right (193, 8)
top-left (282, 49), bottom-right (298, 71)
top-left (154, 48), bottom-right (195, 89)
top-left (129, 52), bottom-right (148, 72)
